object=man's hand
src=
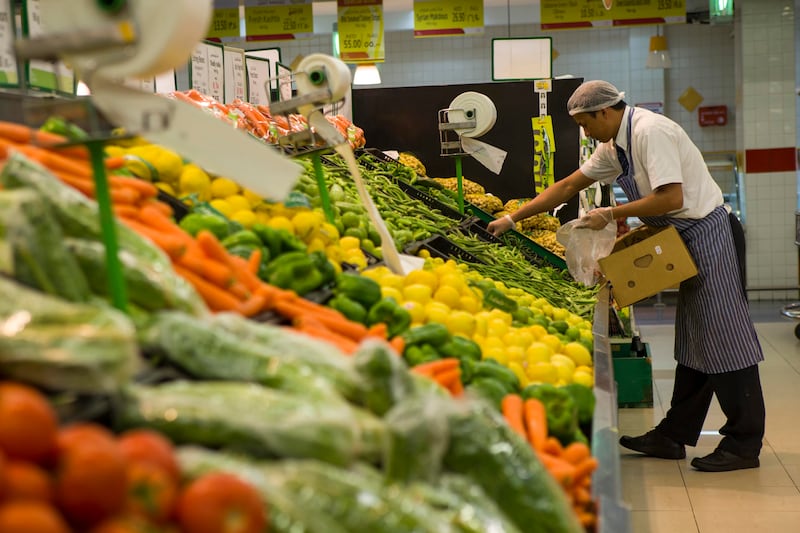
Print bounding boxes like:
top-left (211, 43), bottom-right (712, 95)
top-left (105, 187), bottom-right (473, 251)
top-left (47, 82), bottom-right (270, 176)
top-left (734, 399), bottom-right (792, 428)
top-left (488, 214), bottom-right (515, 236)
top-left (576, 207), bottom-right (614, 230)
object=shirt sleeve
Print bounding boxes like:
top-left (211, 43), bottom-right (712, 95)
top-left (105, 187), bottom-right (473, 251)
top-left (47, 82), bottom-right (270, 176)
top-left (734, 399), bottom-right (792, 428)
top-left (579, 142), bottom-right (621, 185)
top-left (639, 123), bottom-right (684, 190)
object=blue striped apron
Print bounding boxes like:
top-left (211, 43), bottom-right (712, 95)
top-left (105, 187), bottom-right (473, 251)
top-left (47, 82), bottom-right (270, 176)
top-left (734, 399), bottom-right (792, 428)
top-left (614, 111), bottom-right (763, 373)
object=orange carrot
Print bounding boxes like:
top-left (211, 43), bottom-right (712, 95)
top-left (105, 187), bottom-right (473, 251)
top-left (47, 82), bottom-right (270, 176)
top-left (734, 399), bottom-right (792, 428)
top-left (0, 121), bottom-right (88, 159)
top-left (411, 358), bottom-right (460, 377)
top-left (237, 292), bottom-right (267, 317)
top-left (435, 368), bottom-right (462, 395)
top-left (196, 230), bottom-right (233, 265)
top-left (228, 255), bottom-right (263, 292)
top-left (108, 175), bottom-right (159, 199)
top-left (293, 306), bottom-right (369, 342)
top-left (247, 248), bottom-right (262, 275)
top-left (143, 199), bottom-right (173, 218)
top-left (537, 452), bottom-right (576, 485)
top-left (121, 218), bottom-right (188, 259)
top-left (13, 144), bottom-right (92, 178)
top-left (573, 485), bottom-right (593, 506)
top-left (173, 264), bottom-right (241, 312)
top-left (137, 203), bottom-right (184, 235)
top-left (294, 324), bottom-right (359, 354)
top-left (523, 398), bottom-right (548, 452)
top-left (176, 248), bottom-right (235, 288)
top-left (388, 335), bottom-right (405, 355)
top-left (572, 457), bottom-right (599, 483)
top-left (366, 322), bottom-right (388, 339)
top-left (562, 442), bottom-right (591, 466)
top-left (543, 436), bottom-right (564, 457)
top-left (104, 156), bottom-right (126, 170)
top-left (113, 204), bottom-right (141, 220)
top-left (577, 511), bottom-right (597, 529)
top-left (501, 394), bottom-right (527, 438)
top-left (449, 378), bottom-right (464, 397)
top-left (228, 281), bottom-right (251, 300)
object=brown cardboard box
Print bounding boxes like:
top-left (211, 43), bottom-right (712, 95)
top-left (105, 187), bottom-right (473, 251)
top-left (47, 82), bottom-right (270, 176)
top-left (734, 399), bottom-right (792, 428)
top-left (598, 225), bottom-right (697, 308)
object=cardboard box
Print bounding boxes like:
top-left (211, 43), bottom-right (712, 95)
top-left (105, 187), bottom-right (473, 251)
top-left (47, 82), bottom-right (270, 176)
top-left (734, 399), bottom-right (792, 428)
top-left (598, 225), bottom-right (697, 308)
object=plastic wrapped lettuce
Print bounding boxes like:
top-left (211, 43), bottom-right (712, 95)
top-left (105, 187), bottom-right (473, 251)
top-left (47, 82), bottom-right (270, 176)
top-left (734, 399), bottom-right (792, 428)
top-left (118, 381), bottom-right (386, 466)
top-left (138, 311), bottom-right (360, 399)
top-left (351, 339), bottom-right (418, 416)
top-left (0, 276), bottom-right (140, 394)
top-left (177, 446), bottom-right (457, 533)
top-left (0, 152), bottom-right (171, 270)
top-left (0, 188), bottom-right (90, 302)
top-left (443, 396), bottom-right (583, 533)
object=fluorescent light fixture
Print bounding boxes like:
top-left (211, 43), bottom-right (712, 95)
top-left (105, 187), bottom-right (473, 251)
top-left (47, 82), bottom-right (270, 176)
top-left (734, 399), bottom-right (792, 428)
top-left (353, 63), bottom-right (381, 86)
top-left (646, 34), bottom-right (672, 69)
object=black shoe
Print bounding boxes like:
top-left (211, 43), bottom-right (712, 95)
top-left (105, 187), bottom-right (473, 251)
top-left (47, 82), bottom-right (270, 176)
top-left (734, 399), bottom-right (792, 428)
top-left (690, 449), bottom-right (759, 472)
top-left (619, 429), bottom-right (686, 459)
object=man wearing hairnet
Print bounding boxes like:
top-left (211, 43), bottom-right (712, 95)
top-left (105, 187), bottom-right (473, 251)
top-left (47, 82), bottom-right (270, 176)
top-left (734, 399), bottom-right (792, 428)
top-left (488, 80), bottom-right (765, 472)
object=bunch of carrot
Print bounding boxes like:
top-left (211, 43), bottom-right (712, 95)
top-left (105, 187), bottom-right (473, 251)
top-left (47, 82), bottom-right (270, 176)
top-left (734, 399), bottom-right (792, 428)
top-left (410, 358), bottom-right (464, 396)
top-left (0, 120), bottom-right (388, 356)
top-left (170, 90), bottom-right (366, 148)
top-left (501, 393), bottom-right (599, 531)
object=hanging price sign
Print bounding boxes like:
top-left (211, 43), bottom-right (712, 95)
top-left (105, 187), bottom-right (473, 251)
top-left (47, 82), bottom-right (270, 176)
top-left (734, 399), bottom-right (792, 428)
top-left (207, 0), bottom-right (241, 41)
top-left (337, 0), bottom-right (384, 62)
top-left (244, 0), bottom-right (313, 41)
top-left (413, 0), bottom-right (483, 38)
top-left (23, 0), bottom-right (75, 93)
top-left (0, 0), bottom-right (18, 87)
top-left (540, 0), bottom-right (686, 30)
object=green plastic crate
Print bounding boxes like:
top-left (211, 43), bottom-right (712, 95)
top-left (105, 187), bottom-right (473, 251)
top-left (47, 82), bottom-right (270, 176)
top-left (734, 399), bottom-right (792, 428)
top-left (610, 340), bottom-right (654, 408)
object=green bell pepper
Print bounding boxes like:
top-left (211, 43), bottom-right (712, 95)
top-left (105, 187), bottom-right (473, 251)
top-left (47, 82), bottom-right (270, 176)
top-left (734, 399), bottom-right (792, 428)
top-left (222, 229), bottom-right (263, 249)
top-left (179, 212), bottom-right (231, 240)
top-left (366, 297), bottom-right (412, 338)
top-left (439, 335), bottom-right (482, 363)
top-left (40, 116), bottom-right (88, 141)
top-left (309, 250), bottom-right (336, 286)
top-left (327, 293), bottom-right (368, 324)
top-left (265, 253), bottom-right (324, 295)
top-left (466, 378), bottom-right (509, 410)
top-left (401, 322), bottom-right (451, 348)
top-left (470, 360), bottom-right (520, 393)
top-left (403, 343), bottom-right (441, 367)
top-left (562, 383), bottom-right (596, 426)
top-left (334, 272), bottom-right (382, 309)
top-left (523, 383), bottom-right (581, 446)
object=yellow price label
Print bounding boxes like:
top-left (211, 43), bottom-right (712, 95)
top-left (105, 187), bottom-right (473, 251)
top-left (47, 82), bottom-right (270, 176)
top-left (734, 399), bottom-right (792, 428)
top-left (541, 0), bottom-right (685, 30)
top-left (207, 8), bottom-right (240, 39)
top-left (245, 1), bottom-right (314, 40)
top-left (413, 0), bottom-right (483, 38)
top-left (338, 0), bottom-right (384, 62)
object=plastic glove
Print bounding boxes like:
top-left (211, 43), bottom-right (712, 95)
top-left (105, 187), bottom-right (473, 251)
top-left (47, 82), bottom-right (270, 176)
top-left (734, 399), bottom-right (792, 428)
top-left (487, 214), bottom-right (515, 236)
top-left (576, 207), bottom-right (614, 230)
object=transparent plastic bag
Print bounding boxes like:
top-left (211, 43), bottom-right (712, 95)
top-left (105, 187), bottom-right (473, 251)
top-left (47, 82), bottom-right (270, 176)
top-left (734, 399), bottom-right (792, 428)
top-left (556, 219), bottom-right (617, 286)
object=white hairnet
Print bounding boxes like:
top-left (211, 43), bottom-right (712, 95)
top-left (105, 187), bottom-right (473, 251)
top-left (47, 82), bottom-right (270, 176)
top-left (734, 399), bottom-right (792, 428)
top-left (567, 80), bottom-right (626, 116)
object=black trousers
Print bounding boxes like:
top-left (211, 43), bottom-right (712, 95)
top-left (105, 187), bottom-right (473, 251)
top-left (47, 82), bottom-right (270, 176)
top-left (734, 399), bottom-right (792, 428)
top-left (656, 364), bottom-right (765, 458)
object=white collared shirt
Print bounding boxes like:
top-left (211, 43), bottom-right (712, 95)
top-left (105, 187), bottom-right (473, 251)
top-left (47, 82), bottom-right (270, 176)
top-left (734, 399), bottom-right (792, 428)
top-left (579, 106), bottom-right (723, 219)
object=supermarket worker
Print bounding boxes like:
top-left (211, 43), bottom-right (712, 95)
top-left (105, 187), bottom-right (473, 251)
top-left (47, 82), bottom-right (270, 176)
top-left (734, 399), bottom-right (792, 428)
top-left (488, 80), bottom-right (765, 473)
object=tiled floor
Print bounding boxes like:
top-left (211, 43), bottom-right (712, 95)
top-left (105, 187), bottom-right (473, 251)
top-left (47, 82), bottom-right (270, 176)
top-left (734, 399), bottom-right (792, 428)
top-left (618, 298), bottom-right (800, 533)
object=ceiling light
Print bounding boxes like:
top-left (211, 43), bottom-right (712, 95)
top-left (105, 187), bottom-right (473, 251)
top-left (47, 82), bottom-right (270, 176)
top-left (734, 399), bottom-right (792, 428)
top-left (646, 32), bottom-right (672, 69)
top-left (353, 63), bottom-right (381, 86)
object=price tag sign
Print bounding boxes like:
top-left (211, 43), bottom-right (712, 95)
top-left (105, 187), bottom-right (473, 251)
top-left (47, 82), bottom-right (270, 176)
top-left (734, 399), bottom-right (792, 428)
top-left (337, 0), bottom-right (384, 63)
top-left (224, 47), bottom-right (247, 103)
top-left (413, 0), bottom-right (483, 38)
top-left (155, 70), bottom-right (177, 94)
top-left (541, 0), bottom-right (686, 30)
top-left (244, 0), bottom-right (313, 41)
top-left (190, 41), bottom-right (225, 103)
top-left (207, 0), bottom-right (241, 41)
top-left (245, 55), bottom-right (270, 105)
top-left (23, 0), bottom-right (75, 93)
top-left (0, 0), bottom-right (18, 87)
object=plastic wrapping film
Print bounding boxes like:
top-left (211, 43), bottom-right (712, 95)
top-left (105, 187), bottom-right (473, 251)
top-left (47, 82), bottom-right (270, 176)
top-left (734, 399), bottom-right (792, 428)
top-left (448, 92), bottom-right (498, 138)
top-left (295, 54), bottom-right (353, 103)
top-left (138, 311), bottom-right (362, 401)
top-left (0, 276), bottom-right (140, 395)
top-left (556, 219), bottom-right (617, 286)
top-left (117, 380), bottom-right (386, 467)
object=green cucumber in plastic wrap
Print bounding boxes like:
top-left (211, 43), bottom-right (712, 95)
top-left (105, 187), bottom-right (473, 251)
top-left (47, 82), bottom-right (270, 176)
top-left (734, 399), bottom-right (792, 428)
top-left (138, 311), bottom-right (360, 399)
top-left (177, 446), bottom-right (458, 533)
top-left (351, 339), bottom-right (417, 416)
top-left (0, 276), bottom-right (139, 394)
top-left (0, 189), bottom-right (90, 302)
top-left (65, 238), bottom-right (206, 316)
top-left (443, 397), bottom-right (583, 533)
top-left (117, 381), bottom-right (385, 466)
top-left (0, 152), bottom-right (171, 270)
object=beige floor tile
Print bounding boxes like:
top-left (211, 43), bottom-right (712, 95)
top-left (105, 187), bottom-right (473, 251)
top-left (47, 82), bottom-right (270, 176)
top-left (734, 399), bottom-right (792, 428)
top-left (784, 464), bottom-right (800, 487)
top-left (621, 466), bottom-right (692, 511)
top-left (629, 510), bottom-right (699, 533)
top-left (686, 485), bottom-right (800, 512)
top-left (693, 511), bottom-right (800, 533)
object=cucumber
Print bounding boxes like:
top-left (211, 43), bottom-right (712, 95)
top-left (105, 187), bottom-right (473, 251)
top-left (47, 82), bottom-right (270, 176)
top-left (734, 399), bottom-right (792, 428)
top-left (0, 153), bottom-right (171, 269)
top-left (0, 189), bottom-right (90, 302)
top-left (119, 381), bottom-right (386, 466)
top-left (64, 238), bottom-right (206, 316)
top-left (443, 399), bottom-right (584, 533)
top-left (0, 276), bottom-right (139, 394)
top-left (144, 311), bottom-right (361, 401)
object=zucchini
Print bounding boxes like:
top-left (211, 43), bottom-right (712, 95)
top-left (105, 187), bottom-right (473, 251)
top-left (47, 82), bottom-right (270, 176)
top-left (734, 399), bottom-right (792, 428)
top-left (0, 189), bottom-right (90, 302)
top-left (65, 238), bottom-right (206, 316)
top-left (155, 311), bottom-right (362, 400)
top-left (119, 381), bottom-right (386, 466)
top-left (0, 276), bottom-right (139, 394)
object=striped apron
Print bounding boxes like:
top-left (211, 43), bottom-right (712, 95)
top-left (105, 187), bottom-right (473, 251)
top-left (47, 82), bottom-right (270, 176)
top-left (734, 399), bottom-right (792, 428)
top-left (615, 113), bottom-right (763, 373)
